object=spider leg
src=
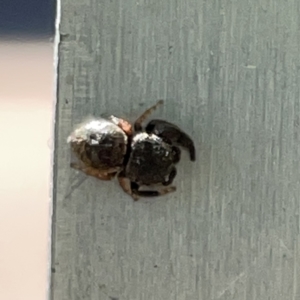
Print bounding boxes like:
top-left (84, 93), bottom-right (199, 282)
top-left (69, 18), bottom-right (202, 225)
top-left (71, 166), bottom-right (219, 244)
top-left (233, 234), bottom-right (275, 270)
top-left (117, 172), bottom-right (176, 200)
top-left (145, 119), bottom-right (196, 161)
top-left (131, 182), bottom-right (176, 199)
top-left (117, 174), bottom-right (139, 201)
top-left (109, 116), bottom-right (133, 135)
top-left (134, 100), bottom-right (164, 132)
top-left (162, 167), bottom-right (177, 186)
top-left (70, 162), bottom-right (119, 181)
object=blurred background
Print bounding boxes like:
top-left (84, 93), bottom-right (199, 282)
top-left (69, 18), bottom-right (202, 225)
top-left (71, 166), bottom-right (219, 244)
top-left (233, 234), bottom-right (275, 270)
top-left (0, 1), bottom-right (55, 299)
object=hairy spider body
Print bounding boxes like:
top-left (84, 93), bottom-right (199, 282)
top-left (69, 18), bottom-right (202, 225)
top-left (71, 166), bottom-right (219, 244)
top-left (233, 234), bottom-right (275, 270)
top-left (68, 100), bottom-right (195, 200)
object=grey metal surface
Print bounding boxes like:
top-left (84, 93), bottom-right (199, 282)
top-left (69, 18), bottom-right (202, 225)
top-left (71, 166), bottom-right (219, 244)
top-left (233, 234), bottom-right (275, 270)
top-left (51, 1), bottom-right (300, 299)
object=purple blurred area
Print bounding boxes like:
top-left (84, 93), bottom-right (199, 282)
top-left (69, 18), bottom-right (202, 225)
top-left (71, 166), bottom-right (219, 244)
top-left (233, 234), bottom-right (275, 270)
top-left (0, 1), bottom-right (55, 299)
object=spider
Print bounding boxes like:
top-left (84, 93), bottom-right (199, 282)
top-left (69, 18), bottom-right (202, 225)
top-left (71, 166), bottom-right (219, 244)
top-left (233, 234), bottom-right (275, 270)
top-left (67, 100), bottom-right (195, 200)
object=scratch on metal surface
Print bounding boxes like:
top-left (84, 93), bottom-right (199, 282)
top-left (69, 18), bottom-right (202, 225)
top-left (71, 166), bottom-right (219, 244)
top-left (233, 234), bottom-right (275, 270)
top-left (216, 243), bottom-right (270, 299)
top-left (244, 65), bottom-right (257, 69)
top-left (279, 238), bottom-right (293, 257)
top-left (216, 271), bottom-right (246, 299)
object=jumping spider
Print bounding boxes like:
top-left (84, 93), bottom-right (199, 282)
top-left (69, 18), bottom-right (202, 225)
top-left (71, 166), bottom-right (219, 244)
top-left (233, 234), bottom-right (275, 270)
top-left (67, 100), bottom-right (195, 200)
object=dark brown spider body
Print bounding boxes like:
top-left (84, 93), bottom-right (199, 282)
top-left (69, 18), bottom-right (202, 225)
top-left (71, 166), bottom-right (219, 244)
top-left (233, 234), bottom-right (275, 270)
top-left (68, 100), bottom-right (195, 200)
top-left (125, 132), bottom-right (180, 186)
top-left (67, 118), bottom-right (127, 180)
